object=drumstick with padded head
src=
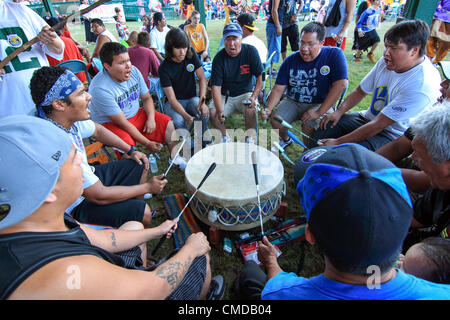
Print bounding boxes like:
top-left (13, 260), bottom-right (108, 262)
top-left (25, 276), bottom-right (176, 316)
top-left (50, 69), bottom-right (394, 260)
top-left (251, 151), bottom-right (264, 236)
top-left (273, 115), bottom-right (323, 145)
top-left (286, 130), bottom-right (307, 149)
top-left (273, 142), bottom-right (295, 165)
top-left (151, 162), bottom-right (217, 256)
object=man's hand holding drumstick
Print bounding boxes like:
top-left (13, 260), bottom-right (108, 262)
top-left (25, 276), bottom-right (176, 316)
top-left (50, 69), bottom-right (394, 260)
top-left (37, 25), bottom-right (64, 55)
top-left (0, 0), bottom-right (111, 71)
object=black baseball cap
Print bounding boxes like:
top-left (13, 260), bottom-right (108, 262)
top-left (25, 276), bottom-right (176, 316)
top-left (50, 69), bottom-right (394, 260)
top-left (237, 13), bottom-right (258, 31)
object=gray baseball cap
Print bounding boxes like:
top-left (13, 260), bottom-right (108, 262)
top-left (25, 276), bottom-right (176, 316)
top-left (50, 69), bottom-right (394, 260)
top-left (0, 115), bottom-right (73, 230)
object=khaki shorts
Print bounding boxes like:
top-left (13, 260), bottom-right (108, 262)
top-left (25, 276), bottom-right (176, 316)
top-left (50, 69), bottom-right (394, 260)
top-left (274, 96), bottom-right (331, 130)
top-left (209, 92), bottom-right (259, 117)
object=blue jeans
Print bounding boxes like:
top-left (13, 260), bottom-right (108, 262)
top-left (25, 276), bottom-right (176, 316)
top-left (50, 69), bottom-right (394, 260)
top-left (164, 97), bottom-right (209, 133)
top-left (266, 22), bottom-right (281, 64)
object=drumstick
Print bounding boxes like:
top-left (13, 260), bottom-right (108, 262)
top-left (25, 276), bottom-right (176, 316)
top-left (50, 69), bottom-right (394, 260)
top-left (251, 151), bottom-right (264, 236)
top-left (188, 97), bottom-right (206, 133)
top-left (163, 137), bottom-right (187, 179)
top-left (243, 99), bottom-right (259, 144)
top-left (0, 0), bottom-right (112, 70)
top-left (273, 116), bottom-right (323, 145)
top-left (286, 130), bottom-right (307, 149)
top-left (273, 142), bottom-right (295, 165)
top-left (151, 162), bottom-right (217, 256)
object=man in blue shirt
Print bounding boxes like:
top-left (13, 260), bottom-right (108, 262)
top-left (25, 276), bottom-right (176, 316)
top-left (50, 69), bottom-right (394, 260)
top-left (239, 143), bottom-right (450, 300)
top-left (262, 22), bottom-right (348, 148)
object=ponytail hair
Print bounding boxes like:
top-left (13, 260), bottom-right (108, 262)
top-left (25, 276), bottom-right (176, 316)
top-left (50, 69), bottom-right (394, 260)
top-left (152, 12), bottom-right (164, 30)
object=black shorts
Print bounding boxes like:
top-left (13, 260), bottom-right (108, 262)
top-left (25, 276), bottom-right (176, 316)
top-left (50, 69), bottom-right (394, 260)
top-left (70, 159), bottom-right (146, 228)
top-left (353, 29), bottom-right (380, 51)
top-left (119, 248), bottom-right (208, 300)
top-left (166, 255), bottom-right (207, 300)
top-left (281, 24), bottom-right (300, 53)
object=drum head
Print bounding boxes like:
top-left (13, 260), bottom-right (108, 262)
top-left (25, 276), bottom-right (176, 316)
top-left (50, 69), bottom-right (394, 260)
top-left (185, 142), bottom-right (285, 231)
top-left (186, 142), bottom-right (283, 200)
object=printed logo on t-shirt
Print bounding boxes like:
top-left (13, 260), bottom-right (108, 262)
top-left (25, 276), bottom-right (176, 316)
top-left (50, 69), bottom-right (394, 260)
top-left (392, 106), bottom-right (406, 112)
top-left (288, 68), bottom-right (318, 103)
top-left (320, 65), bottom-right (330, 76)
top-left (240, 64), bottom-right (250, 75)
top-left (369, 85), bottom-right (389, 116)
top-left (117, 83), bottom-right (140, 110)
top-left (186, 63), bottom-right (195, 72)
top-left (191, 32), bottom-right (202, 41)
top-left (7, 34), bottom-right (22, 48)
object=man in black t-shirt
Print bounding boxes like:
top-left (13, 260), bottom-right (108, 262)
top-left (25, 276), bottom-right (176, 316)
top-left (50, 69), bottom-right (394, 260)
top-left (209, 23), bottom-right (263, 142)
top-left (158, 28), bottom-right (209, 133)
top-left (374, 63), bottom-right (450, 251)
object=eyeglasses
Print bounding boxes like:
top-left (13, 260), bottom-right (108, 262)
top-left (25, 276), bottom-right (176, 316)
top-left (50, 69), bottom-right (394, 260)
top-left (300, 41), bottom-right (320, 49)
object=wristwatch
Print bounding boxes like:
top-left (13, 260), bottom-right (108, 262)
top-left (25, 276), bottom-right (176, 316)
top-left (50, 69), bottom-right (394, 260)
top-left (127, 145), bottom-right (137, 156)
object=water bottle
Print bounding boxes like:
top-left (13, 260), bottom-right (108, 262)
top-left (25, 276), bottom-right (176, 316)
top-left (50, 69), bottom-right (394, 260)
top-left (331, 33), bottom-right (342, 48)
top-left (148, 154), bottom-right (158, 173)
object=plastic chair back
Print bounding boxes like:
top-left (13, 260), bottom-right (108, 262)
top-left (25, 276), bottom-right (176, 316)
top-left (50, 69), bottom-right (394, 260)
top-left (57, 59), bottom-right (91, 84)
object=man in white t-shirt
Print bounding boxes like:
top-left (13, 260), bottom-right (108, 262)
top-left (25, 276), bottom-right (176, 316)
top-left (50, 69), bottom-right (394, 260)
top-left (0, 0), bottom-right (64, 118)
top-left (311, 20), bottom-right (442, 151)
top-left (237, 13), bottom-right (268, 64)
top-left (30, 66), bottom-right (168, 229)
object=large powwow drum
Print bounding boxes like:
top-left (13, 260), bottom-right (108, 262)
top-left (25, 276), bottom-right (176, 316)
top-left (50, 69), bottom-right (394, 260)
top-left (185, 142), bottom-right (285, 231)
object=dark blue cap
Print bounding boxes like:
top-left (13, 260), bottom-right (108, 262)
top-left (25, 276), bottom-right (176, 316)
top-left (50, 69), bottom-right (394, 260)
top-left (294, 143), bottom-right (413, 270)
top-left (223, 23), bottom-right (243, 38)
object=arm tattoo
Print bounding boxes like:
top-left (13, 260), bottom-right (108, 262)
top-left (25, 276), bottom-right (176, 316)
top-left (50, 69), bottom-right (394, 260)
top-left (156, 256), bottom-right (193, 290)
top-left (110, 231), bottom-right (117, 248)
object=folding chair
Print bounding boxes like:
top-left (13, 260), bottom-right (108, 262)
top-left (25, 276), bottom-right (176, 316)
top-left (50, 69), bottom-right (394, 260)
top-left (57, 59), bottom-right (91, 85)
top-left (149, 77), bottom-right (167, 114)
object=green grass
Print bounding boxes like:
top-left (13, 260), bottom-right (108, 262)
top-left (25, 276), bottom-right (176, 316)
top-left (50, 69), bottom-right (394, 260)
top-left (70, 18), bottom-right (396, 299)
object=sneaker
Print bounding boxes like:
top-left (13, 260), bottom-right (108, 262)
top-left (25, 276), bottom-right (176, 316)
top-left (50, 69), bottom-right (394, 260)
top-left (169, 156), bottom-right (187, 171)
top-left (207, 275), bottom-right (225, 300)
top-left (367, 52), bottom-right (376, 63)
top-left (143, 193), bottom-right (152, 200)
top-left (222, 135), bottom-right (232, 143)
top-left (279, 137), bottom-right (293, 149)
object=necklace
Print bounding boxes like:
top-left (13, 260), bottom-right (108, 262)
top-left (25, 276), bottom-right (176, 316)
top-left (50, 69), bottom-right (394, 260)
top-left (46, 118), bottom-right (84, 151)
